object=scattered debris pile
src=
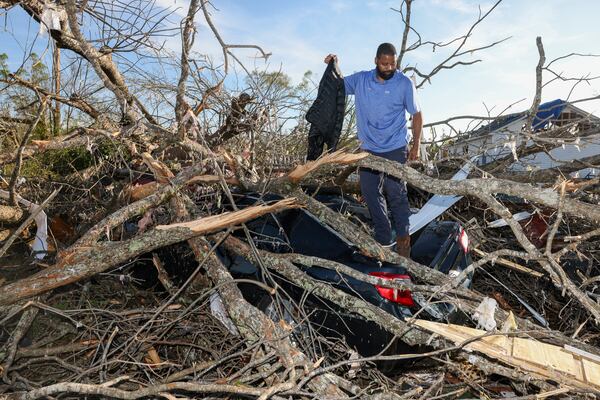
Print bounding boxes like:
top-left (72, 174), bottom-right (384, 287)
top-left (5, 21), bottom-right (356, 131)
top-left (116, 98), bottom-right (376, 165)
top-left (0, 133), bottom-right (599, 399)
top-left (0, 0), bottom-right (599, 398)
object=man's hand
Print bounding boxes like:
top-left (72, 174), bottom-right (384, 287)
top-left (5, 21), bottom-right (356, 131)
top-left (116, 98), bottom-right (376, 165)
top-left (324, 54), bottom-right (338, 64)
top-left (408, 144), bottom-right (420, 161)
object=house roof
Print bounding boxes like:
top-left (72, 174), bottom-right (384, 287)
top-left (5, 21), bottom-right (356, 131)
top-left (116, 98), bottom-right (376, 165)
top-left (458, 99), bottom-right (595, 142)
top-left (453, 99), bottom-right (600, 145)
top-left (472, 99), bottom-right (567, 136)
top-left (467, 112), bottom-right (524, 138)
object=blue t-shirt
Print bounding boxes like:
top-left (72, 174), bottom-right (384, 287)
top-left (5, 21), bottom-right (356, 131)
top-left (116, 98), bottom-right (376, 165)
top-left (344, 69), bottom-right (420, 153)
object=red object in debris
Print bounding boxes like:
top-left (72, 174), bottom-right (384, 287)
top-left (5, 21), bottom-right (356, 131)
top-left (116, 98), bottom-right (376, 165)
top-left (369, 272), bottom-right (415, 307)
top-left (458, 227), bottom-right (469, 253)
top-left (49, 215), bottom-right (76, 244)
top-left (519, 213), bottom-right (548, 249)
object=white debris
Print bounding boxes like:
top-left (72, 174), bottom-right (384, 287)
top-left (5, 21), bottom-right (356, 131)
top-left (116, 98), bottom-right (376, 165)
top-left (0, 189), bottom-right (48, 259)
top-left (209, 292), bottom-right (239, 336)
top-left (503, 140), bottom-right (518, 161)
top-left (39, 2), bottom-right (64, 36)
top-left (487, 211), bottom-right (532, 228)
top-left (409, 159), bottom-right (475, 235)
top-left (473, 297), bottom-right (498, 331)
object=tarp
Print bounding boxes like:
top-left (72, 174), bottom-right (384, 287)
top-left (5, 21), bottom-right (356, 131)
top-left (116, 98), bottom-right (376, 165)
top-left (470, 98), bottom-right (567, 137)
top-left (532, 99), bottom-right (566, 130)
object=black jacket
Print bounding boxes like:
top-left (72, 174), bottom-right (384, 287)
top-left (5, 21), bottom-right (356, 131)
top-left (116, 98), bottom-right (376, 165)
top-left (306, 60), bottom-right (346, 160)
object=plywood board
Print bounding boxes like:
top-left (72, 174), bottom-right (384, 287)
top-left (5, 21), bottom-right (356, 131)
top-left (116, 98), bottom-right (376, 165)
top-left (446, 324), bottom-right (510, 354)
top-left (512, 337), bottom-right (580, 377)
top-left (582, 358), bottom-right (600, 386)
top-left (412, 319), bottom-right (600, 390)
top-left (414, 319), bottom-right (508, 355)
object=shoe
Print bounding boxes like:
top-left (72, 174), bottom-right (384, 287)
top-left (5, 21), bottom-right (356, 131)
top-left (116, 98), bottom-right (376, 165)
top-left (396, 235), bottom-right (411, 258)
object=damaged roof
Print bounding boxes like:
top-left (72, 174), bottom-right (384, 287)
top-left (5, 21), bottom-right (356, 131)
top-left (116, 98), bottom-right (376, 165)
top-left (460, 99), bottom-right (598, 142)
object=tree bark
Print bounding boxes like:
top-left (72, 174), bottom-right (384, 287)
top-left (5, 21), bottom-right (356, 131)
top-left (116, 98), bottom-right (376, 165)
top-left (0, 199), bottom-right (299, 306)
top-left (359, 154), bottom-right (600, 223)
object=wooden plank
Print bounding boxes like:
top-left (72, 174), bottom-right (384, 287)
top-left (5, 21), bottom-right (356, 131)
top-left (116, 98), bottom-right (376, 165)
top-left (512, 337), bottom-right (579, 377)
top-left (415, 320), bottom-right (510, 355)
top-left (412, 319), bottom-right (469, 343)
top-left (445, 324), bottom-right (510, 354)
top-left (582, 358), bottom-right (600, 386)
top-left (574, 358), bottom-right (585, 382)
top-left (413, 319), bottom-right (599, 391)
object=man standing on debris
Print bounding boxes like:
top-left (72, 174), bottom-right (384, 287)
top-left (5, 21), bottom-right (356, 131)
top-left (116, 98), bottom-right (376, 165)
top-left (324, 43), bottom-right (423, 257)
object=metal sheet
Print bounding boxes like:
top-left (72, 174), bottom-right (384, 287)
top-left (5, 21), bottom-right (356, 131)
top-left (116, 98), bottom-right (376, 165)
top-left (409, 161), bottom-right (473, 235)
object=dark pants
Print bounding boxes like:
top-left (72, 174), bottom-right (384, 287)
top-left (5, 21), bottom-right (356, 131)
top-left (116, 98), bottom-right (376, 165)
top-left (359, 146), bottom-right (410, 245)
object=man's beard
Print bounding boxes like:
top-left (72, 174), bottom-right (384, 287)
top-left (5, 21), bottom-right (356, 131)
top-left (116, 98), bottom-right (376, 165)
top-left (376, 67), bottom-right (395, 80)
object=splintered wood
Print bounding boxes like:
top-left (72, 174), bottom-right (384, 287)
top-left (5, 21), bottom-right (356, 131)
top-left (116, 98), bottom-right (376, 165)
top-left (156, 198), bottom-right (301, 233)
top-left (286, 149), bottom-right (368, 184)
top-left (414, 319), bottom-right (600, 391)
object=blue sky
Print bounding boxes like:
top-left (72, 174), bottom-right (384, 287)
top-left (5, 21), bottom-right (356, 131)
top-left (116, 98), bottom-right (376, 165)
top-left (181, 0), bottom-right (600, 134)
top-left (2, 0), bottom-right (599, 136)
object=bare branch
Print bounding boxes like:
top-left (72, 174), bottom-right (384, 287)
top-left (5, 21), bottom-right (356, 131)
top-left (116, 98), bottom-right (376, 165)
top-left (2, 74), bottom-right (100, 119)
top-left (524, 37), bottom-right (546, 133)
top-left (397, 0), bottom-right (412, 67)
top-left (175, 0), bottom-right (200, 136)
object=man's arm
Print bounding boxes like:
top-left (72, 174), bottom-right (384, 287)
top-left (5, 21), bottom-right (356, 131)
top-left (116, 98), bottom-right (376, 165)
top-left (408, 111), bottom-right (423, 161)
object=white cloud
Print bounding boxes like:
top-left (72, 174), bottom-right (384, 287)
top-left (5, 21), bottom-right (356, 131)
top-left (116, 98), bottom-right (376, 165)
top-left (428, 0), bottom-right (493, 14)
top-left (153, 0), bottom-right (600, 123)
top-left (410, 0), bottom-right (600, 125)
top-left (331, 0), bottom-right (351, 13)
top-left (153, 0), bottom-right (188, 17)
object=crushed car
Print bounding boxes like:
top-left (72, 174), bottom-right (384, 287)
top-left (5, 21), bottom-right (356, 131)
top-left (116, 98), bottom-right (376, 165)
top-left (216, 191), bottom-right (472, 359)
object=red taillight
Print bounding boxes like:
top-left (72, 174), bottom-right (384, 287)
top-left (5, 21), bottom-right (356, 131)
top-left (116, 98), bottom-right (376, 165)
top-left (459, 228), bottom-right (469, 253)
top-left (369, 272), bottom-right (415, 307)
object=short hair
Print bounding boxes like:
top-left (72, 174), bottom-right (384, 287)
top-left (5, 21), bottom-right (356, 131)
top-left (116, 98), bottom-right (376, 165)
top-left (376, 43), bottom-right (397, 58)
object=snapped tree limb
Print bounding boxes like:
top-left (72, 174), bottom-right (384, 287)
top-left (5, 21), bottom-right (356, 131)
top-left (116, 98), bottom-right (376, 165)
top-left (0, 199), bottom-right (299, 306)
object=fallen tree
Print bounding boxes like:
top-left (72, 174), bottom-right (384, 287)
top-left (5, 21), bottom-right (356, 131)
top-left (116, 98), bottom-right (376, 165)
top-left (1, 0), bottom-right (599, 398)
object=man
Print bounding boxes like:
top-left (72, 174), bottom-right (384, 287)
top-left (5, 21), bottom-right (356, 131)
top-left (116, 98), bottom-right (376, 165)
top-left (324, 43), bottom-right (423, 257)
